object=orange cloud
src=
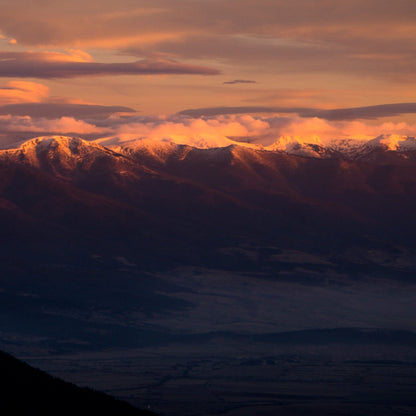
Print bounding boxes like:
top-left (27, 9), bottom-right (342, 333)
top-left (41, 49), bottom-right (93, 62)
top-left (98, 114), bottom-right (416, 150)
top-left (107, 116), bottom-right (260, 148)
top-left (268, 118), bottom-right (416, 147)
top-left (3, 111), bottom-right (416, 151)
top-left (0, 115), bottom-right (102, 135)
top-left (0, 0), bottom-right (415, 87)
top-left (0, 81), bottom-right (50, 105)
top-left (2, 0), bottom-right (416, 117)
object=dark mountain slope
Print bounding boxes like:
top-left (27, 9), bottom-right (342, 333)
top-left (0, 349), bottom-right (156, 415)
top-left (1, 136), bottom-right (416, 272)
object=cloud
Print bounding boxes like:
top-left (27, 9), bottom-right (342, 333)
top-left (0, 51), bottom-right (220, 79)
top-left (1, 1), bottom-right (415, 80)
top-left (114, 2), bottom-right (416, 81)
top-left (178, 103), bottom-right (416, 121)
top-left (98, 114), bottom-right (267, 149)
top-left (2, 1), bottom-right (415, 47)
top-left (4, 111), bottom-right (416, 150)
top-left (0, 103), bottom-right (136, 119)
top-left (311, 103), bottom-right (416, 121)
top-left (96, 112), bottom-right (416, 149)
top-left (178, 106), bottom-right (287, 117)
top-left (267, 117), bottom-right (416, 144)
top-left (2, 0), bottom-right (416, 117)
top-left (0, 81), bottom-right (50, 105)
top-left (0, 79), bottom-right (136, 120)
top-left (0, 115), bottom-right (103, 135)
top-left (223, 79), bottom-right (257, 85)
top-left (89, 113), bottom-right (416, 149)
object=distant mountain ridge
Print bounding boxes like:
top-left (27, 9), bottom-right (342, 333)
top-left (3, 134), bottom-right (416, 164)
top-left (94, 133), bottom-right (416, 161)
top-left (1, 135), bottom-right (416, 273)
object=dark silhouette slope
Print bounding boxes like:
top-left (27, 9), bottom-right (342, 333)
top-left (0, 349), bottom-right (156, 415)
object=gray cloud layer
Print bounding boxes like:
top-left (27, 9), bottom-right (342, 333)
top-left (223, 80), bottom-right (257, 85)
top-left (0, 52), bottom-right (219, 78)
top-left (0, 103), bottom-right (136, 119)
top-left (178, 103), bottom-right (416, 121)
top-left (1, 1), bottom-right (415, 80)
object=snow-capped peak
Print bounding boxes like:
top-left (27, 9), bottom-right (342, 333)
top-left (3, 134), bottom-right (416, 167)
top-left (364, 134), bottom-right (416, 151)
top-left (18, 136), bottom-right (100, 153)
top-left (0, 135), bottom-right (124, 175)
top-left (266, 136), bottom-right (336, 158)
top-left (264, 135), bottom-right (416, 159)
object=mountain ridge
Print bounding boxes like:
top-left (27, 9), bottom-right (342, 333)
top-left (1, 134), bottom-right (416, 273)
top-left (4, 133), bottom-right (416, 161)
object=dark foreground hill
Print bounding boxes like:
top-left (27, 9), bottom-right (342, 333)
top-left (0, 349), bottom-right (156, 416)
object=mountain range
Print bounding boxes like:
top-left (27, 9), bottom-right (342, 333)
top-left (1, 135), bottom-right (416, 273)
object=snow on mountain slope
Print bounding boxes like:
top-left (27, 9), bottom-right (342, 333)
top-left (265, 134), bottom-right (416, 159)
top-left (329, 135), bottom-right (416, 163)
top-left (2, 134), bottom-right (416, 269)
top-left (2, 135), bottom-right (416, 174)
top-left (365, 135), bottom-right (416, 151)
top-left (0, 136), bottom-right (148, 180)
top-left (267, 140), bottom-right (338, 158)
top-left (110, 138), bottom-right (194, 166)
top-left (105, 134), bottom-right (416, 161)
top-left (1, 136), bottom-right (116, 164)
top-left (326, 138), bottom-right (366, 158)
top-left (95, 133), bottom-right (261, 152)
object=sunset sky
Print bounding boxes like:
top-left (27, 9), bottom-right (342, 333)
top-left (1, 0), bottom-right (416, 147)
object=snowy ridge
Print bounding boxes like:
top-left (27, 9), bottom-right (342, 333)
top-left (110, 138), bottom-right (193, 164)
top-left (95, 134), bottom-right (261, 152)
top-left (266, 134), bottom-right (416, 159)
top-left (363, 135), bottom-right (416, 151)
top-left (2, 135), bottom-right (416, 166)
top-left (0, 136), bottom-right (131, 177)
top-left (1, 135), bottom-right (120, 158)
top-left (2, 136), bottom-right (107, 156)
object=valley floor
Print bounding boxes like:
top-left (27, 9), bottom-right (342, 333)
top-left (3, 266), bottom-right (416, 415)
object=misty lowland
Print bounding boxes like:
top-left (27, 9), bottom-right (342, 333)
top-left (1, 135), bottom-right (416, 415)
